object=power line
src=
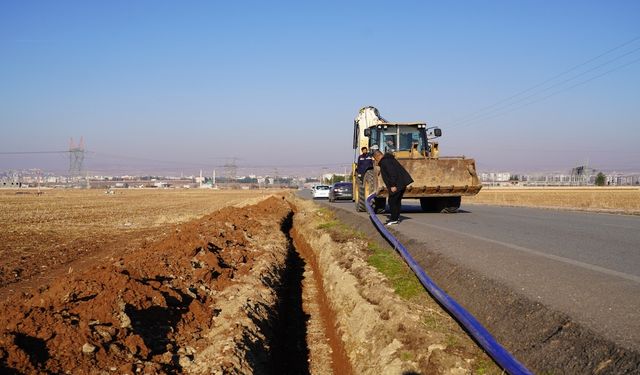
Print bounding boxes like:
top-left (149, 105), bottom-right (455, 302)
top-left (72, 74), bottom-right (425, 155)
top-left (450, 45), bottom-right (640, 128)
top-left (1, 149), bottom-right (350, 172)
top-left (445, 36), bottom-right (640, 126)
top-left (489, 147), bottom-right (640, 154)
top-left (444, 35), bottom-right (640, 129)
top-left (90, 151), bottom-right (350, 170)
top-left (512, 56), bottom-right (640, 110)
top-left (0, 151), bottom-right (70, 155)
top-left (451, 55), bottom-right (640, 129)
top-left (88, 151), bottom-right (234, 168)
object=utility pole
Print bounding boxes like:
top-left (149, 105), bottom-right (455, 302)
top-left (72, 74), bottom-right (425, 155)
top-left (224, 158), bottom-right (238, 184)
top-left (585, 159), bottom-right (590, 186)
top-left (68, 136), bottom-right (85, 183)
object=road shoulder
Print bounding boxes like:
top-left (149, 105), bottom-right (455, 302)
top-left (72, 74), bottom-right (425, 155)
top-left (322, 200), bottom-right (640, 374)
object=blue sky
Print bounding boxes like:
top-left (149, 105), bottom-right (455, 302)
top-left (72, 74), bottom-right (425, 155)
top-left (1, 1), bottom-right (639, 175)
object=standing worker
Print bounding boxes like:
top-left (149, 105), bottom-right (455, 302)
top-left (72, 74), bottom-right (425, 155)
top-left (356, 146), bottom-right (373, 179)
top-left (372, 150), bottom-right (414, 226)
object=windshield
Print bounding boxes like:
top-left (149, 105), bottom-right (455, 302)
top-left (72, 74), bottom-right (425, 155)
top-left (369, 125), bottom-right (427, 154)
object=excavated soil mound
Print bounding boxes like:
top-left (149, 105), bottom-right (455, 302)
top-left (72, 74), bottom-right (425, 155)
top-left (0, 196), bottom-right (293, 374)
top-left (1, 193), bottom-right (502, 374)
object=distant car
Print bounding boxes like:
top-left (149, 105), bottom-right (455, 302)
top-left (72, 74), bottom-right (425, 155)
top-left (329, 182), bottom-right (353, 202)
top-left (312, 185), bottom-right (330, 199)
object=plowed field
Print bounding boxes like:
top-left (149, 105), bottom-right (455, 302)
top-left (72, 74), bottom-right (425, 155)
top-left (0, 189), bottom-right (267, 296)
top-left (0, 189), bottom-right (499, 374)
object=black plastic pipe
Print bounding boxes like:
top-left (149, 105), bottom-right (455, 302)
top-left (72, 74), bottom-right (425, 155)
top-left (366, 193), bottom-right (532, 375)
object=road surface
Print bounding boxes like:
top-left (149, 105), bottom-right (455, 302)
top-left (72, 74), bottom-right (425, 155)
top-left (305, 192), bottom-right (640, 356)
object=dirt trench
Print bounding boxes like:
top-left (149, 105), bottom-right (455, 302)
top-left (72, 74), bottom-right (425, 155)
top-left (0, 194), bottom-right (490, 374)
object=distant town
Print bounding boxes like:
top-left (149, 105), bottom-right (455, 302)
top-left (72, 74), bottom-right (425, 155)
top-left (2, 165), bottom-right (639, 190)
top-left (0, 169), bottom-right (317, 190)
top-left (479, 165), bottom-right (640, 187)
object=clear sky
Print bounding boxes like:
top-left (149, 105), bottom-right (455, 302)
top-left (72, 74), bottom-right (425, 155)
top-left (1, 1), bottom-right (639, 176)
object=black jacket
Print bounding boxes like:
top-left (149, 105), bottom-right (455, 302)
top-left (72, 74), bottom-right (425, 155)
top-left (378, 154), bottom-right (414, 190)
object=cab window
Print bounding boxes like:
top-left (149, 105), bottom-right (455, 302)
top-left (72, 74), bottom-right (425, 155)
top-left (399, 127), bottom-right (424, 152)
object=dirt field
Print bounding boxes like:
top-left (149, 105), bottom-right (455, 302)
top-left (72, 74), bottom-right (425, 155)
top-left (0, 189), bottom-right (269, 295)
top-left (0, 189), bottom-right (500, 374)
top-left (464, 187), bottom-right (640, 215)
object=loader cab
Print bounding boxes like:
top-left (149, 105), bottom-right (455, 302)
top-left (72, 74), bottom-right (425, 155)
top-left (367, 124), bottom-right (439, 158)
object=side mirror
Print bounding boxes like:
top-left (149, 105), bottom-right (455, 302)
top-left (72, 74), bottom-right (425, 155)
top-left (426, 127), bottom-right (442, 139)
top-left (364, 128), bottom-right (371, 137)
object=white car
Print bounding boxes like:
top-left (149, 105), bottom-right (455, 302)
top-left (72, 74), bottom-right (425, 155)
top-left (312, 185), bottom-right (330, 199)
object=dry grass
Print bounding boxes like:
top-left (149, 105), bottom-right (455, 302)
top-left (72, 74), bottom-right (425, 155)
top-left (0, 188), bottom-right (270, 287)
top-left (464, 187), bottom-right (640, 215)
top-left (1, 188), bottom-right (269, 239)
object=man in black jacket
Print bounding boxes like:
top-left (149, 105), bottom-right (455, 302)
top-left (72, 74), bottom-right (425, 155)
top-left (372, 150), bottom-right (414, 225)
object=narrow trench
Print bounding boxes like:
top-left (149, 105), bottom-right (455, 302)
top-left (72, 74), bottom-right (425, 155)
top-left (271, 212), bottom-right (311, 374)
top-left (273, 211), bottom-right (353, 375)
top-left (291, 226), bottom-right (354, 375)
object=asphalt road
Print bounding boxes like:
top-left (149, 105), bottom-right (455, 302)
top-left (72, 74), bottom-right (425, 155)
top-left (306, 192), bottom-right (640, 353)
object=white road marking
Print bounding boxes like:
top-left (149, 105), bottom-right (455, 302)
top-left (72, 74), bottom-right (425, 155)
top-left (409, 220), bottom-right (640, 284)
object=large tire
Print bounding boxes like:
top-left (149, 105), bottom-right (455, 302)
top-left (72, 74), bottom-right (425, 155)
top-left (365, 170), bottom-right (387, 214)
top-left (374, 197), bottom-right (387, 214)
top-left (441, 196), bottom-right (461, 213)
top-left (356, 176), bottom-right (366, 212)
top-left (420, 197), bottom-right (435, 212)
top-left (420, 196), bottom-right (461, 213)
top-left (356, 170), bottom-right (386, 213)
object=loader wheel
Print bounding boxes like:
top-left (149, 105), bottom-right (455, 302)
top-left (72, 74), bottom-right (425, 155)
top-left (356, 176), bottom-right (366, 212)
top-left (442, 196), bottom-right (461, 213)
top-left (374, 197), bottom-right (387, 214)
top-left (365, 170), bottom-right (386, 214)
top-left (420, 197), bottom-right (461, 213)
top-left (420, 198), bottom-right (436, 212)
top-left (356, 169), bottom-right (385, 213)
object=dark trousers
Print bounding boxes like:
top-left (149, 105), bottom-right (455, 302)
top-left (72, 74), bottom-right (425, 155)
top-left (388, 188), bottom-right (405, 221)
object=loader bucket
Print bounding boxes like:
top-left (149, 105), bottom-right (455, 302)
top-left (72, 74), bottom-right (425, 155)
top-left (376, 157), bottom-right (482, 198)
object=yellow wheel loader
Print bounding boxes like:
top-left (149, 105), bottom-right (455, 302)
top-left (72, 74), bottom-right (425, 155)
top-left (352, 106), bottom-right (482, 213)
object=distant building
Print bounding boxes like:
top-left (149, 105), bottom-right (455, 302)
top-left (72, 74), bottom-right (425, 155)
top-left (1, 180), bottom-right (25, 188)
top-left (487, 171), bottom-right (640, 187)
top-left (480, 172), bottom-right (511, 186)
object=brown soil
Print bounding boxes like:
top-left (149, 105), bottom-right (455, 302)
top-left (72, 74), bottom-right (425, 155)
top-left (0, 195), bottom-right (294, 374)
top-left (0, 189), bottom-right (268, 297)
top-left (291, 226), bottom-right (353, 375)
top-left (1, 190), bottom-right (503, 374)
